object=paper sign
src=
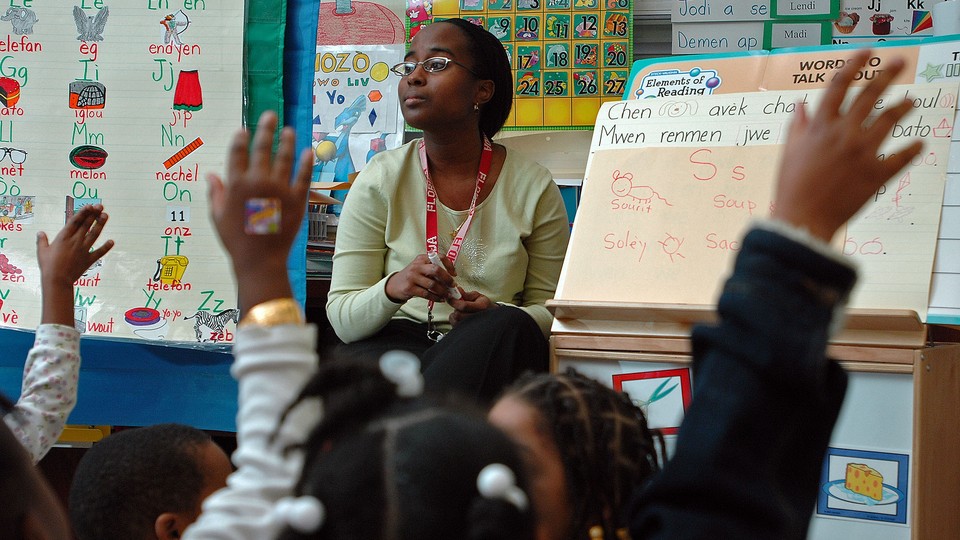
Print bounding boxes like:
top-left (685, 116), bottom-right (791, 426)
top-left (558, 82), bottom-right (957, 319)
top-left (672, 0), bottom-right (773, 22)
top-left (619, 37), bottom-right (960, 323)
top-left (673, 21), bottom-right (767, 53)
top-left (0, 4), bottom-right (245, 343)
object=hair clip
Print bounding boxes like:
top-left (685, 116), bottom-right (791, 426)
top-left (476, 463), bottom-right (529, 512)
top-left (379, 350), bottom-right (424, 397)
top-left (272, 495), bottom-right (325, 533)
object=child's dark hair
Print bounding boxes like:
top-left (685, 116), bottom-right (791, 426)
top-left (501, 368), bottom-right (664, 540)
top-left (69, 423), bottom-right (214, 540)
top-left (277, 355), bottom-right (535, 540)
top-left (438, 18), bottom-right (514, 139)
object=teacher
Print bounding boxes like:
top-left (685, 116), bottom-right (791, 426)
top-left (325, 18), bottom-right (570, 403)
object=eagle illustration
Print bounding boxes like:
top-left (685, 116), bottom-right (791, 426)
top-left (73, 5), bottom-right (108, 41)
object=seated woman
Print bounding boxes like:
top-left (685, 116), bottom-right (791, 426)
top-left (184, 111), bottom-right (536, 540)
top-left (325, 18), bottom-right (570, 404)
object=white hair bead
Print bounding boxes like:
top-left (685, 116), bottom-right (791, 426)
top-left (273, 496), bottom-right (325, 533)
top-left (379, 350), bottom-right (424, 397)
top-left (477, 463), bottom-right (529, 512)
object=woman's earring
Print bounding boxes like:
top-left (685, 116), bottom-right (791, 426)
top-left (473, 103), bottom-right (480, 112)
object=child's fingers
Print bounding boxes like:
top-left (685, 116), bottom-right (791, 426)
top-left (87, 239), bottom-right (115, 261)
top-left (846, 57), bottom-right (905, 122)
top-left (75, 208), bottom-right (102, 241)
top-left (863, 99), bottom-right (914, 149)
top-left (225, 129), bottom-right (250, 186)
top-left (815, 49), bottom-right (871, 122)
top-left (83, 213), bottom-right (109, 249)
top-left (878, 140), bottom-right (923, 181)
top-left (35, 231), bottom-right (49, 250)
top-left (248, 111), bottom-right (279, 177)
top-left (271, 126), bottom-right (297, 185)
top-left (206, 172), bottom-right (226, 219)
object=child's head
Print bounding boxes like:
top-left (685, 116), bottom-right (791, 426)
top-left (276, 352), bottom-right (535, 540)
top-left (489, 368), bottom-right (662, 540)
top-left (432, 18), bottom-right (514, 139)
top-left (0, 395), bottom-right (72, 540)
top-left (69, 423), bottom-right (232, 540)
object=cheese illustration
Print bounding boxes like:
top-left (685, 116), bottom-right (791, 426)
top-left (845, 463), bottom-right (884, 501)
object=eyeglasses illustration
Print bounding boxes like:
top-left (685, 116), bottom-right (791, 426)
top-left (390, 57), bottom-right (479, 77)
top-left (0, 148), bottom-right (27, 164)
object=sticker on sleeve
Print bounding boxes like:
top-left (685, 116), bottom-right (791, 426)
top-left (244, 198), bottom-right (281, 234)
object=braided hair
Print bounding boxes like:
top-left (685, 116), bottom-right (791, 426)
top-left (277, 357), bottom-right (536, 540)
top-left (500, 368), bottom-right (664, 540)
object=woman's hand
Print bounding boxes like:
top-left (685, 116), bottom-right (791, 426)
top-left (385, 253), bottom-right (458, 303)
top-left (448, 290), bottom-right (497, 327)
top-left (207, 111), bottom-right (313, 310)
top-left (773, 49), bottom-right (923, 241)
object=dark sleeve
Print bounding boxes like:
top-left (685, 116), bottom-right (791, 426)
top-left (627, 228), bottom-right (856, 540)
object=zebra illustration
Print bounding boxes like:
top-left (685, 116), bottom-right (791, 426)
top-left (183, 308), bottom-right (239, 342)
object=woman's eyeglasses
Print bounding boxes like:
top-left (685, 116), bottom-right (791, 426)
top-left (390, 57), bottom-right (479, 78)
top-left (0, 147), bottom-right (27, 165)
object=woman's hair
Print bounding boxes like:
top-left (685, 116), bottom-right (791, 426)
top-left (501, 368), bottom-right (664, 540)
top-left (437, 18), bottom-right (514, 139)
top-left (277, 356), bottom-right (535, 540)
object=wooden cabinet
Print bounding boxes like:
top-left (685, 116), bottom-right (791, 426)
top-left (548, 301), bottom-right (960, 540)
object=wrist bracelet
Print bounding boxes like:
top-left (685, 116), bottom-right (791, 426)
top-left (239, 297), bottom-right (305, 328)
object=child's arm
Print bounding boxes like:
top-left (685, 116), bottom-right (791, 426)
top-left (185, 111), bottom-right (317, 539)
top-left (6, 205), bottom-right (113, 463)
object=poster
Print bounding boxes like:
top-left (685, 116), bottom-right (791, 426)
top-left (817, 446), bottom-right (910, 526)
top-left (608, 37), bottom-right (960, 322)
top-left (407, 0), bottom-right (633, 129)
top-left (0, 4), bottom-right (245, 344)
top-left (312, 0), bottom-right (407, 189)
top-left (557, 73), bottom-right (956, 318)
top-left (311, 44), bottom-right (406, 186)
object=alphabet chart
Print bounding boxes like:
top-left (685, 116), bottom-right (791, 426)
top-left (406, 0), bottom-right (633, 129)
top-left (0, 3), bottom-right (245, 344)
top-left (615, 37), bottom-right (960, 322)
top-left (556, 80), bottom-right (957, 319)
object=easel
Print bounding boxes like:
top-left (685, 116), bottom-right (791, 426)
top-left (547, 300), bottom-right (960, 539)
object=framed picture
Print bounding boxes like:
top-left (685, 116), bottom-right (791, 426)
top-left (612, 367), bottom-right (692, 435)
top-left (817, 446), bottom-right (910, 526)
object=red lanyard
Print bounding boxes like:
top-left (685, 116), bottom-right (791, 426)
top-left (419, 136), bottom-right (493, 318)
top-left (420, 135), bottom-right (493, 266)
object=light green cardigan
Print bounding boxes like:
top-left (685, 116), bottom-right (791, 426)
top-left (326, 140), bottom-right (570, 343)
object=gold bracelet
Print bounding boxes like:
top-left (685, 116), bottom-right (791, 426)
top-left (238, 298), bottom-right (305, 328)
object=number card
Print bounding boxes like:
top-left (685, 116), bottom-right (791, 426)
top-left (407, 0), bottom-right (633, 129)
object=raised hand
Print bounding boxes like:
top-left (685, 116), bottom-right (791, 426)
top-left (207, 111), bottom-right (313, 310)
top-left (36, 204), bottom-right (113, 326)
top-left (772, 49), bottom-right (924, 241)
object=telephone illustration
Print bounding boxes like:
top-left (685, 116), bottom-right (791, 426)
top-left (153, 255), bottom-right (189, 285)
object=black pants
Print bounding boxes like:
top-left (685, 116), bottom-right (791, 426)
top-left (325, 307), bottom-right (549, 405)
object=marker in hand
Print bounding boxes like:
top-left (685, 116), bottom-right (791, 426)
top-left (428, 251), bottom-right (462, 300)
